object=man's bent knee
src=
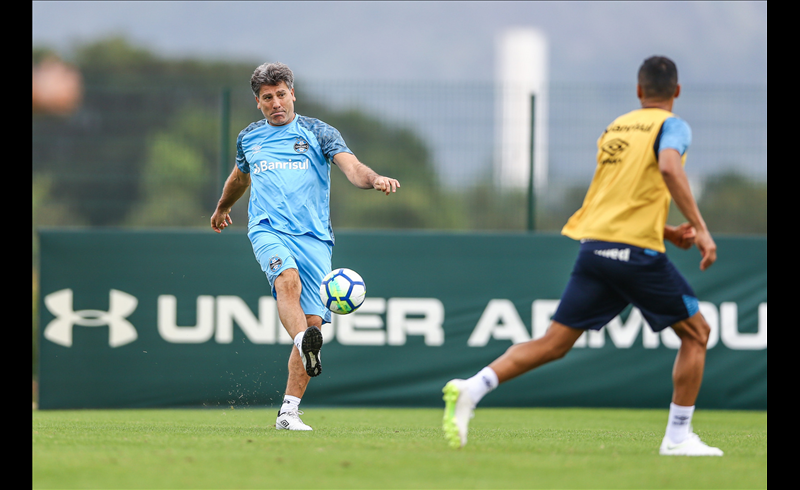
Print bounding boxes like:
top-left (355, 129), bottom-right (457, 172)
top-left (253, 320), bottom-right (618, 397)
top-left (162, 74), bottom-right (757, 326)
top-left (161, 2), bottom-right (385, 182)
top-left (274, 268), bottom-right (302, 296)
top-left (543, 322), bottom-right (583, 360)
top-left (672, 312), bottom-right (710, 347)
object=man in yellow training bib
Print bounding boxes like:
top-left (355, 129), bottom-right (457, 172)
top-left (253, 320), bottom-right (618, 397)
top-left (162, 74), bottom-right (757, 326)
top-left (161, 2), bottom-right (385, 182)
top-left (443, 56), bottom-right (722, 456)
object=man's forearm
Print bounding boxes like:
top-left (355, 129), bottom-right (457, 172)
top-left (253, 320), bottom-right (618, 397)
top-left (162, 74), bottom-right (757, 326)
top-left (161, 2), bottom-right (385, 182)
top-left (659, 150), bottom-right (707, 232)
top-left (662, 170), bottom-right (707, 232)
top-left (217, 171), bottom-right (249, 211)
top-left (350, 163), bottom-right (379, 189)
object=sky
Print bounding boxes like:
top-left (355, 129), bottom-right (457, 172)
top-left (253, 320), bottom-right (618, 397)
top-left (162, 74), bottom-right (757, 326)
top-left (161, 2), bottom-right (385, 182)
top-left (32, 1), bottom-right (767, 85)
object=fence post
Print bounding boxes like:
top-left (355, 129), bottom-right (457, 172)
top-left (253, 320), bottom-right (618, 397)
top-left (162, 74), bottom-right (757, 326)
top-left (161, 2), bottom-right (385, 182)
top-left (219, 88), bottom-right (231, 191)
top-left (527, 94), bottom-right (536, 232)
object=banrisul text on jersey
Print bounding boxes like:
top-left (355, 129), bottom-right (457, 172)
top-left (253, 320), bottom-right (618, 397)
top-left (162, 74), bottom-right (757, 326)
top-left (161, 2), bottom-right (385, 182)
top-left (251, 159), bottom-right (310, 173)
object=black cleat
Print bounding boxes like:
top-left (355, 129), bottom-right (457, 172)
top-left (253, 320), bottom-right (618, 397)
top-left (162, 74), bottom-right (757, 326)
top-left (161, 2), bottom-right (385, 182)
top-left (302, 326), bottom-right (323, 377)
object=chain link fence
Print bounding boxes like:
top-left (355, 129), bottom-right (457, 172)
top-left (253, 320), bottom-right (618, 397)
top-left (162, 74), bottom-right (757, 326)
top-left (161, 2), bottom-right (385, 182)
top-left (33, 81), bottom-right (766, 234)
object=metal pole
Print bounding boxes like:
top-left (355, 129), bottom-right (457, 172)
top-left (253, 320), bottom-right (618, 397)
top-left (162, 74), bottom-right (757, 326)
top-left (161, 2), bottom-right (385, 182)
top-left (527, 94), bottom-right (536, 232)
top-left (220, 88), bottom-right (231, 191)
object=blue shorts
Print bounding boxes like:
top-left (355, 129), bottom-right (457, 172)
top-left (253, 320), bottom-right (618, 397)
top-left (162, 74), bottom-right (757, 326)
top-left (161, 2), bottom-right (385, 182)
top-left (552, 241), bottom-right (699, 332)
top-left (248, 221), bottom-right (332, 324)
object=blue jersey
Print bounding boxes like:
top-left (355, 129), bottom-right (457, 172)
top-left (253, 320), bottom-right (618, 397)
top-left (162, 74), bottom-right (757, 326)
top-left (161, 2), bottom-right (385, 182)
top-left (236, 114), bottom-right (352, 243)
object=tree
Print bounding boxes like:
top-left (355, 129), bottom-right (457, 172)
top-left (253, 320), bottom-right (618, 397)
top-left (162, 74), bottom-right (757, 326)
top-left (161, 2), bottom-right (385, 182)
top-left (298, 107), bottom-right (466, 230)
top-left (125, 107), bottom-right (217, 227)
top-left (32, 37), bottom-right (256, 227)
top-left (696, 172), bottom-right (767, 234)
top-left (32, 37), bottom-right (462, 230)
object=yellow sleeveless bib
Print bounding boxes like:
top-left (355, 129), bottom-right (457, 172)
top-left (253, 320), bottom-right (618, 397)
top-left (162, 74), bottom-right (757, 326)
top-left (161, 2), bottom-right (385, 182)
top-left (561, 108), bottom-right (686, 252)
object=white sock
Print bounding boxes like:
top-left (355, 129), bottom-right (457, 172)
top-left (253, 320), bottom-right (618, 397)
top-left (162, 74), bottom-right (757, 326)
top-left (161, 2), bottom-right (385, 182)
top-left (280, 395), bottom-right (301, 415)
top-left (665, 403), bottom-right (695, 444)
top-left (293, 331), bottom-right (305, 356)
top-left (465, 367), bottom-right (499, 405)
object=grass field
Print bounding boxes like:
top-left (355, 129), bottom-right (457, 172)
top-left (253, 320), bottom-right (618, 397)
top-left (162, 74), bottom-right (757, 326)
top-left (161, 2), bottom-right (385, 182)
top-left (33, 407), bottom-right (766, 489)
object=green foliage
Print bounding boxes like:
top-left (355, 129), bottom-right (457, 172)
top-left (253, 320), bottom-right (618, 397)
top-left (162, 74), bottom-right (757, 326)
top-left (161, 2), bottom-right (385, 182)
top-left (32, 37), bottom-right (766, 235)
top-left (33, 37), bottom-right (459, 230)
top-left (32, 46), bottom-right (61, 64)
top-left (32, 174), bottom-right (88, 228)
top-left (698, 172), bottom-right (767, 234)
top-left (125, 107), bottom-right (217, 227)
top-left (666, 172), bottom-right (767, 235)
top-left (457, 184), bottom-right (528, 231)
top-left (297, 107), bottom-right (464, 230)
top-left (32, 37), bottom-right (257, 227)
top-left (73, 36), bottom-right (254, 89)
top-left (75, 36), bottom-right (157, 75)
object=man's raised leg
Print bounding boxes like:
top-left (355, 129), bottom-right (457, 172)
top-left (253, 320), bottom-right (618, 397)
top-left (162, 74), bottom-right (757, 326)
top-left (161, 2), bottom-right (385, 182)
top-left (443, 322), bottom-right (582, 448)
top-left (274, 269), bottom-right (323, 378)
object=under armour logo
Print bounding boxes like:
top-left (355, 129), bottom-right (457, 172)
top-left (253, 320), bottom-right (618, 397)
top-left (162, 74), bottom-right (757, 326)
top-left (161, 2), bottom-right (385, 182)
top-left (44, 289), bottom-right (138, 347)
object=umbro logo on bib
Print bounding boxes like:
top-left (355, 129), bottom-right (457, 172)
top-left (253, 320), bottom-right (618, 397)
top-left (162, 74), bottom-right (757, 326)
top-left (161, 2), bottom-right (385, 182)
top-left (601, 138), bottom-right (629, 156)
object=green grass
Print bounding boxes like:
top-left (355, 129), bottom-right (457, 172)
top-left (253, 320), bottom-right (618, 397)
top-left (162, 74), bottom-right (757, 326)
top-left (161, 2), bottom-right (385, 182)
top-left (33, 407), bottom-right (766, 489)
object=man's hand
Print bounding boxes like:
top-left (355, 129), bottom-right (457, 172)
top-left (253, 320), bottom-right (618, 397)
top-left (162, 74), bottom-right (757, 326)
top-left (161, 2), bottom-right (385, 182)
top-left (665, 223), bottom-right (696, 249)
top-left (372, 175), bottom-right (400, 195)
top-left (694, 228), bottom-right (717, 271)
top-left (659, 149), bottom-right (716, 271)
top-left (211, 209), bottom-right (233, 233)
top-left (665, 222), bottom-right (716, 270)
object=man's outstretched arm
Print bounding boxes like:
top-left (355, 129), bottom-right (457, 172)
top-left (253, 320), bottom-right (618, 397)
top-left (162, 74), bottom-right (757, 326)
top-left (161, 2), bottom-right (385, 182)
top-left (333, 152), bottom-right (400, 195)
top-left (211, 166), bottom-right (250, 233)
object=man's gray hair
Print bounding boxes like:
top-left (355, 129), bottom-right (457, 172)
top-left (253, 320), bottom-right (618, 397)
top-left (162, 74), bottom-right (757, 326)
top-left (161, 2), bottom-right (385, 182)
top-left (251, 62), bottom-right (294, 96)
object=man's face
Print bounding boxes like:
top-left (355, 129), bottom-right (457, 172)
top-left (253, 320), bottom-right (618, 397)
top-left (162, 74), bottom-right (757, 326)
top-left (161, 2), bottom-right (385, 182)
top-left (256, 81), bottom-right (296, 126)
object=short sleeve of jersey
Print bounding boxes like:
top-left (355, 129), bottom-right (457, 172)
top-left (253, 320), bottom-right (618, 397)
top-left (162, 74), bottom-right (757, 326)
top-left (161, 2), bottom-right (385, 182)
top-left (659, 117), bottom-right (692, 156)
top-left (236, 134), bottom-right (248, 173)
top-left (235, 121), bottom-right (266, 174)
top-left (297, 116), bottom-right (352, 161)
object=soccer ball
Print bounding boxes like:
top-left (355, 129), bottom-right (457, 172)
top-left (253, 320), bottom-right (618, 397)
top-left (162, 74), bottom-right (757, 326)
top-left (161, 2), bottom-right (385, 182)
top-left (319, 268), bottom-right (366, 314)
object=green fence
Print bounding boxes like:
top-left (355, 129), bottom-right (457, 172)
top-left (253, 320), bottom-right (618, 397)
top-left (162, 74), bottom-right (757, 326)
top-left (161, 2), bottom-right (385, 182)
top-left (33, 81), bottom-right (767, 234)
top-left (37, 230), bottom-right (766, 410)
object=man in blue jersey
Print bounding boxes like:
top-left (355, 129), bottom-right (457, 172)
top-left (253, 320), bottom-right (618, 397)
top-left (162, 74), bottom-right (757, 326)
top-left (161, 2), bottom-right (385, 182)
top-left (211, 62), bottom-right (400, 431)
top-left (443, 56), bottom-right (723, 456)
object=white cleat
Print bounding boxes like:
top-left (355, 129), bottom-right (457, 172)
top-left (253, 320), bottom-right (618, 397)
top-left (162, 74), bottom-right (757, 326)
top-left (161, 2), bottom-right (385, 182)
top-left (442, 379), bottom-right (475, 448)
top-left (659, 432), bottom-right (723, 456)
top-left (276, 409), bottom-right (313, 431)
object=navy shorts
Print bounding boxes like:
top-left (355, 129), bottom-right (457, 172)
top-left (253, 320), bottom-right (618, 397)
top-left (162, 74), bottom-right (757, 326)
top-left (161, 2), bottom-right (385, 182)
top-left (552, 241), bottom-right (699, 332)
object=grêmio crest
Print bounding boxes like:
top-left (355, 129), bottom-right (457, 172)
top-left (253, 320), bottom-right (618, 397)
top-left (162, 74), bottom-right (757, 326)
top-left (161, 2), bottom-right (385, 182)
top-left (294, 138), bottom-right (309, 153)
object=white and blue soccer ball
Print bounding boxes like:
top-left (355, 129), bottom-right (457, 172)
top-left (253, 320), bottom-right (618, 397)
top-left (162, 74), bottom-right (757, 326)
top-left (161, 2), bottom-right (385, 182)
top-left (319, 268), bottom-right (366, 314)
